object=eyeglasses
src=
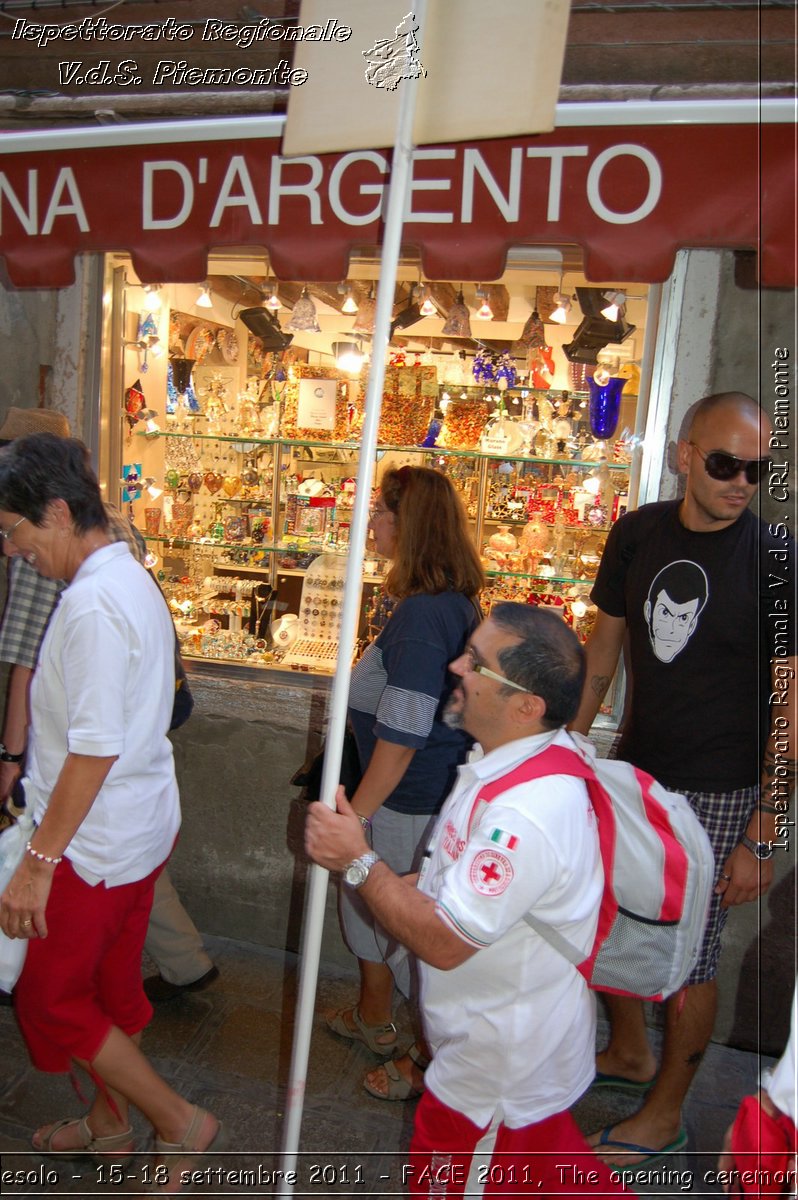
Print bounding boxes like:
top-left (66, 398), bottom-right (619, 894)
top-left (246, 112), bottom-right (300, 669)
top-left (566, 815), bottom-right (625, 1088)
top-left (689, 443), bottom-right (769, 485)
top-left (0, 515), bottom-right (27, 543)
top-left (461, 644), bottom-right (528, 693)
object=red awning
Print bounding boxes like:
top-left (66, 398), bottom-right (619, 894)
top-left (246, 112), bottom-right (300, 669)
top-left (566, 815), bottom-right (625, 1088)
top-left (0, 104), bottom-right (793, 288)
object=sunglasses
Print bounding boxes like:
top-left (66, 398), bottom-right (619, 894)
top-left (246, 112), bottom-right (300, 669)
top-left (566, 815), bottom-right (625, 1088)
top-left (690, 443), bottom-right (769, 486)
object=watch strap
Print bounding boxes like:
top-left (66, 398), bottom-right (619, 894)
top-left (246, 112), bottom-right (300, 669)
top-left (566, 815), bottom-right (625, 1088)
top-left (740, 833), bottom-right (774, 860)
top-left (0, 744), bottom-right (24, 764)
top-left (344, 850), bottom-right (381, 888)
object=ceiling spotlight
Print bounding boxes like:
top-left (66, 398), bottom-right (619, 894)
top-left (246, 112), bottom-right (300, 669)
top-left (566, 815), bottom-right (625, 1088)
top-left (600, 291), bottom-right (626, 321)
top-left (474, 286), bottom-right (493, 320)
top-left (341, 288), bottom-right (359, 315)
top-left (143, 285), bottom-right (162, 313)
top-left (563, 288), bottom-right (636, 365)
top-left (549, 292), bottom-right (571, 324)
top-left (239, 307), bottom-right (294, 350)
top-left (389, 302), bottom-right (423, 339)
top-left (196, 285), bottom-right (213, 309)
top-left (418, 285), bottom-right (438, 318)
top-left (265, 286), bottom-right (282, 312)
top-left (332, 340), bottom-right (364, 373)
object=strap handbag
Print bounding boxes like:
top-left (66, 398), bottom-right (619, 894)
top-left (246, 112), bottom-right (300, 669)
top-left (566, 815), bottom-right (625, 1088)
top-left (147, 568), bottom-right (194, 731)
top-left (170, 636), bottom-right (194, 731)
top-left (291, 727), bottom-right (363, 802)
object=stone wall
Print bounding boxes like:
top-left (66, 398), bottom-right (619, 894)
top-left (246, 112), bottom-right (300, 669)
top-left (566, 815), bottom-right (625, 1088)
top-left (167, 669), bottom-right (351, 968)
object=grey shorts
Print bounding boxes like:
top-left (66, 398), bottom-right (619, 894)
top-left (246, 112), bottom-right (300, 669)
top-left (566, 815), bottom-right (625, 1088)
top-left (339, 805), bottom-right (436, 999)
top-left (683, 784), bottom-right (758, 985)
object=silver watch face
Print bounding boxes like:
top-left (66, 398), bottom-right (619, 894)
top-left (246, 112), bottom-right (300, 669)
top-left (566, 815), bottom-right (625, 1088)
top-left (343, 853), bottom-right (378, 888)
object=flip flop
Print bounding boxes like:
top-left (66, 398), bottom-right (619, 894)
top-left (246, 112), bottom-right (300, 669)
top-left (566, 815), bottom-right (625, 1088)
top-left (594, 1124), bottom-right (688, 1170)
top-left (325, 1005), bottom-right (397, 1058)
top-left (592, 1070), bottom-right (657, 1094)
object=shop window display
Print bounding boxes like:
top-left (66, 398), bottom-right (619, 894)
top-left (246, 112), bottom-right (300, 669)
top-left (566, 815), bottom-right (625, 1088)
top-left (109, 261), bottom-right (644, 721)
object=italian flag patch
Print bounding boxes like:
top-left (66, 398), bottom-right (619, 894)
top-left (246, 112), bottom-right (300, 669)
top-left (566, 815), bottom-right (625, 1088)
top-left (490, 828), bottom-right (518, 851)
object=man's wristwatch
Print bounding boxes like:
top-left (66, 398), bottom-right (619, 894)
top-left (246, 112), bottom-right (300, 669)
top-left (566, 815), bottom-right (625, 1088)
top-left (342, 851), bottom-right (381, 889)
top-left (740, 834), bottom-right (775, 861)
top-left (0, 744), bottom-right (24, 764)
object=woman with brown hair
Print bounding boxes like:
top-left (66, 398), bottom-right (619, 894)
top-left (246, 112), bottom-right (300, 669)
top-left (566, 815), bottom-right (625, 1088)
top-left (326, 465), bottom-right (484, 1099)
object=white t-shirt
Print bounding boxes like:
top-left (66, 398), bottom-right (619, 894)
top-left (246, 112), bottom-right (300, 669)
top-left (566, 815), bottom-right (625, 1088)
top-left (418, 728), bottom-right (604, 1128)
top-left (24, 542), bottom-right (180, 886)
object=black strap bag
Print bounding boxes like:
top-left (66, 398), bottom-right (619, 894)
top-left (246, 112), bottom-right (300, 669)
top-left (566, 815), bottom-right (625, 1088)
top-left (291, 727), bottom-right (362, 802)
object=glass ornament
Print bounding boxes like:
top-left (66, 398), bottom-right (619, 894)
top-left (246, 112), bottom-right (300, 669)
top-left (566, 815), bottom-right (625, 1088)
top-left (587, 375), bottom-right (627, 440)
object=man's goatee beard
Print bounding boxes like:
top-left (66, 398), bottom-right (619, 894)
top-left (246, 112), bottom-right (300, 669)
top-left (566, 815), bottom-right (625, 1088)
top-left (442, 701), bottom-right (464, 731)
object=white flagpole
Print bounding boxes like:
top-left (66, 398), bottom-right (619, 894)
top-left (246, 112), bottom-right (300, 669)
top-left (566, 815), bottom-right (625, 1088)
top-left (277, 6), bottom-right (428, 1193)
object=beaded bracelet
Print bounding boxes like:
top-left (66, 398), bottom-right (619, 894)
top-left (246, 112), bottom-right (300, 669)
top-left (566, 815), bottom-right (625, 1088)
top-left (25, 841), bottom-right (62, 866)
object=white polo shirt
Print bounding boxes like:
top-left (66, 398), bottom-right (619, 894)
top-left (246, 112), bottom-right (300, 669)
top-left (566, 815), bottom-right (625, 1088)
top-left (418, 728), bottom-right (603, 1128)
top-left (24, 542), bottom-right (180, 886)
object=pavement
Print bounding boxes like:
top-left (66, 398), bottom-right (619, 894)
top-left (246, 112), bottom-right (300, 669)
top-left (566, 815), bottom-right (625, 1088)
top-left (0, 933), bottom-right (774, 1198)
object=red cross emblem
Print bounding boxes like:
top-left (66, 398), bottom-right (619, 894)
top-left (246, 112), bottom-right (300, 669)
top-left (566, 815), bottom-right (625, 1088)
top-left (469, 849), bottom-right (513, 896)
top-left (480, 860), bottom-right (502, 885)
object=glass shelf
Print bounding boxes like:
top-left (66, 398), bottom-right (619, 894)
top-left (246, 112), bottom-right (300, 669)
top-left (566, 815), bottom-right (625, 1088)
top-left (145, 535), bottom-right (332, 555)
top-left (138, 429), bottom-right (631, 470)
top-left (486, 568), bottom-right (597, 585)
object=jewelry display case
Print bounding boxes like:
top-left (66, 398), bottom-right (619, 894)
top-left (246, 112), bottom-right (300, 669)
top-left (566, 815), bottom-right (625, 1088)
top-left (131, 415), bottom-right (631, 688)
top-left (112, 268), bottom-right (645, 721)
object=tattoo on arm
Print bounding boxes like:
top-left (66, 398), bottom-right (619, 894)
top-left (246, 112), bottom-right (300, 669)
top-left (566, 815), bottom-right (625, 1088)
top-left (590, 674), bottom-right (611, 700)
top-left (762, 749), bottom-right (798, 789)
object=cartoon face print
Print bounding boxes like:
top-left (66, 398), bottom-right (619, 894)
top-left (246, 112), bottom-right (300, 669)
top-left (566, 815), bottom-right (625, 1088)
top-left (643, 560), bottom-right (708, 663)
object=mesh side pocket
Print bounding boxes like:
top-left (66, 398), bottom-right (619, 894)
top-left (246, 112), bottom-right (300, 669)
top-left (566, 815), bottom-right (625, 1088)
top-left (591, 910), bottom-right (678, 994)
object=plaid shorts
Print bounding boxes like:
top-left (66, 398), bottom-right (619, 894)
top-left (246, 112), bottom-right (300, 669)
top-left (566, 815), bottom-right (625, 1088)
top-left (681, 784), bottom-right (758, 984)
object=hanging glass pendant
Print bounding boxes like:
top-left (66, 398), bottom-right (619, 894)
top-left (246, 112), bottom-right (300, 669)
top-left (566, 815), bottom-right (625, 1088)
top-left (587, 375), bottom-right (627, 440)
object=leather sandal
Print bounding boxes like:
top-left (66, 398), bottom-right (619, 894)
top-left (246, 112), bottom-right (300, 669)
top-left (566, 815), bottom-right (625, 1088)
top-left (362, 1042), bottom-right (430, 1101)
top-left (325, 1005), bottom-right (397, 1057)
top-left (32, 1115), bottom-right (135, 1163)
top-left (153, 1106), bottom-right (227, 1194)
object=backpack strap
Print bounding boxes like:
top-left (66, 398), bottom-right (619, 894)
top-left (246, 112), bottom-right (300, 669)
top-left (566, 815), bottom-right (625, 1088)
top-left (466, 741), bottom-right (588, 838)
top-left (472, 743), bottom-right (614, 972)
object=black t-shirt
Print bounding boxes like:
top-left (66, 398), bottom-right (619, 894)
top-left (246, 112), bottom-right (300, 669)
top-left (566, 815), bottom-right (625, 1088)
top-left (591, 501), bottom-right (796, 791)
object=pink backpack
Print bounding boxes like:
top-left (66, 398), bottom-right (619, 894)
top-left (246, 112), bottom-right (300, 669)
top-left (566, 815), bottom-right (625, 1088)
top-left (473, 733), bottom-right (715, 1001)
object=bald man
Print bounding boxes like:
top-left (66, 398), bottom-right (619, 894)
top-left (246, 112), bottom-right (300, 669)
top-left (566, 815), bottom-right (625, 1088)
top-left (571, 393), bottom-right (797, 1168)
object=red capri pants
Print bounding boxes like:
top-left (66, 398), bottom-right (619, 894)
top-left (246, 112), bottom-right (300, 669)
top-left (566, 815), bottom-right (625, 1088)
top-left (15, 856), bottom-right (162, 1071)
top-left (408, 1088), bottom-right (628, 1197)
